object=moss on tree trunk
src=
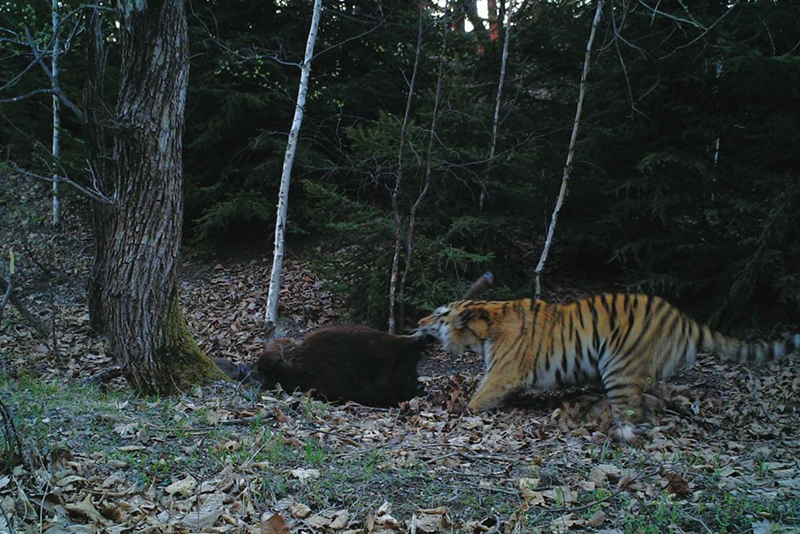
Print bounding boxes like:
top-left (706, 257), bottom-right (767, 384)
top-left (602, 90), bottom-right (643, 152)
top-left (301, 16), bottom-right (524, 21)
top-left (158, 293), bottom-right (227, 392)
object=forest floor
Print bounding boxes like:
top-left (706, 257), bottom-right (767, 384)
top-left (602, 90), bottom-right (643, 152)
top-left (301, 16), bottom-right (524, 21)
top-left (1, 192), bottom-right (799, 533)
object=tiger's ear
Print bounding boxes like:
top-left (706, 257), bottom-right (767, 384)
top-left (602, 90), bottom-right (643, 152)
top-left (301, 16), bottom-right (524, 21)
top-left (455, 308), bottom-right (475, 329)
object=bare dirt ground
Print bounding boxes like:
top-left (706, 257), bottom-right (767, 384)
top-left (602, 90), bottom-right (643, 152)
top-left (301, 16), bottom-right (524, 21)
top-left (1, 184), bottom-right (798, 533)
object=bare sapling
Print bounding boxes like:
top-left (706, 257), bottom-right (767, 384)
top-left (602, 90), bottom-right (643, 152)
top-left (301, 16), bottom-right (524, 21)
top-left (388, 1), bottom-right (424, 334)
top-left (480, 0), bottom-right (514, 210)
top-left (397, 2), bottom-right (450, 330)
top-left (265, 0), bottom-right (323, 330)
top-left (533, 0), bottom-right (605, 298)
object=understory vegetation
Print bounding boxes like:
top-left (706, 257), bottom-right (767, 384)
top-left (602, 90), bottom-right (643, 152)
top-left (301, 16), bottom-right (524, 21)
top-left (1, 0), bottom-right (798, 330)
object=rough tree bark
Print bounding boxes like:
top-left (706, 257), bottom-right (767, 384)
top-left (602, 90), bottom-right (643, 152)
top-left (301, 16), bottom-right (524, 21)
top-left (397, 3), bottom-right (449, 329)
top-left (387, 1), bottom-right (424, 335)
top-left (533, 0), bottom-right (604, 298)
top-left (84, 0), bottom-right (111, 335)
top-left (265, 0), bottom-right (323, 329)
top-left (102, 0), bottom-right (222, 393)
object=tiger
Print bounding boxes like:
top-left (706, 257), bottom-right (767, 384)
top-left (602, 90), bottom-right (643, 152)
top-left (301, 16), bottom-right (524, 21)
top-left (414, 293), bottom-right (799, 438)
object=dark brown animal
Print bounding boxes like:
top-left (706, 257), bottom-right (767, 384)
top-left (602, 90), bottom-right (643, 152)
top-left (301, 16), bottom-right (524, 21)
top-left (254, 325), bottom-right (429, 407)
top-left (213, 273), bottom-right (494, 407)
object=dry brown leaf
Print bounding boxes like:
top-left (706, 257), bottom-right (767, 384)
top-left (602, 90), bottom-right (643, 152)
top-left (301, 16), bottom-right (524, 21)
top-left (56, 475), bottom-right (87, 487)
top-left (330, 510), bottom-right (349, 530)
top-left (307, 514), bottom-right (332, 529)
top-left (663, 472), bottom-right (691, 497)
top-left (291, 502), bottom-right (312, 519)
top-left (415, 511), bottom-right (448, 533)
top-left (262, 513), bottom-right (290, 534)
top-left (182, 492), bottom-right (225, 530)
top-left (65, 494), bottom-right (105, 523)
top-left (585, 510), bottom-right (606, 528)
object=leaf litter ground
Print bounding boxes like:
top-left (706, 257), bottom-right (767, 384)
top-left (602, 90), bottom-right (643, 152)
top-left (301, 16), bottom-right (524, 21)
top-left (1, 221), bottom-right (799, 533)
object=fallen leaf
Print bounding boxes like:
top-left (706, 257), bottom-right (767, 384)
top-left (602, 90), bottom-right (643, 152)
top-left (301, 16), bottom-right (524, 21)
top-left (330, 510), bottom-right (349, 529)
top-left (182, 493), bottom-right (225, 530)
top-left (307, 514), bottom-right (332, 529)
top-left (165, 475), bottom-right (197, 496)
top-left (262, 513), bottom-right (290, 534)
top-left (56, 475), bottom-right (87, 487)
top-left (585, 510), bottom-right (606, 528)
top-left (550, 513), bottom-right (583, 533)
top-left (290, 468), bottom-right (320, 481)
top-left (291, 502), bottom-right (312, 519)
top-left (65, 495), bottom-right (105, 523)
top-left (663, 472), bottom-right (690, 497)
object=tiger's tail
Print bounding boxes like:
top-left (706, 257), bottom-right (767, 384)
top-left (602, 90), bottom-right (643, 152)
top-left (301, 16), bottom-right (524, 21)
top-left (699, 326), bottom-right (800, 365)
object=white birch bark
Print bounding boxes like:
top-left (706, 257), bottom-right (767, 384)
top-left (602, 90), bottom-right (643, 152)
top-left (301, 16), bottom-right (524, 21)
top-left (387, 2), bottom-right (424, 334)
top-left (265, 0), bottom-right (323, 327)
top-left (51, 0), bottom-right (60, 226)
top-left (479, 0), bottom-right (513, 210)
top-left (534, 0), bottom-right (604, 298)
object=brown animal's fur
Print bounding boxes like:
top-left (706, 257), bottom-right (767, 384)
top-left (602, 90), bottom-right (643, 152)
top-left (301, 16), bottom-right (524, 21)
top-left (255, 325), bottom-right (429, 407)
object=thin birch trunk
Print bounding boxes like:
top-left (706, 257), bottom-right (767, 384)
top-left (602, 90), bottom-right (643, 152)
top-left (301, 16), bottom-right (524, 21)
top-left (265, 0), bottom-right (323, 328)
top-left (533, 0), bottom-right (604, 298)
top-left (479, 0), bottom-right (513, 211)
top-left (51, 0), bottom-right (60, 226)
top-left (397, 3), bottom-right (449, 328)
top-left (387, 2), bottom-right (424, 335)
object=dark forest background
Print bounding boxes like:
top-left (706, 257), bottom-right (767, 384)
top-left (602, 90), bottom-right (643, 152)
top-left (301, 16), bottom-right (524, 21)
top-left (2, 0), bottom-right (798, 332)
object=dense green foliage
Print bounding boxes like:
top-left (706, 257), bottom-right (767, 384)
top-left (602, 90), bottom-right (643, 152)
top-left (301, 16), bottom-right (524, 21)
top-left (1, 0), bottom-right (798, 330)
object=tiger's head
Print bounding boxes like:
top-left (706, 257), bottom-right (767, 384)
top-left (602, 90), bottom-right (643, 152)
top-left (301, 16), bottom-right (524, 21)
top-left (414, 301), bottom-right (492, 356)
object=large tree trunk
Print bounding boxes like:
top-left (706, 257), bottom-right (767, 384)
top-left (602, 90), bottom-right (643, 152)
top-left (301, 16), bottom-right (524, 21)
top-left (103, 0), bottom-right (222, 394)
top-left (84, 1), bottom-right (111, 335)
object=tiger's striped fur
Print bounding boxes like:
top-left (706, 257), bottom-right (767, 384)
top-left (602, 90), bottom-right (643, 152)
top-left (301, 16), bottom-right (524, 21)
top-left (415, 294), bottom-right (799, 426)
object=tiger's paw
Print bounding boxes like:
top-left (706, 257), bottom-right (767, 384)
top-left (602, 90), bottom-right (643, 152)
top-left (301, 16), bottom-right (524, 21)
top-left (611, 423), bottom-right (647, 445)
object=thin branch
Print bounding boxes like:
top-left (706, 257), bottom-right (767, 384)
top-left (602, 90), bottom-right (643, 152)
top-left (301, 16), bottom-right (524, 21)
top-left (0, 275), bottom-right (50, 337)
top-left (637, 0), bottom-right (704, 29)
top-left (24, 27), bottom-right (83, 120)
top-left (11, 163), bottom-right (115, 205)
top-left (0, 87), bottom-right (56, 104)
top-left (311, 12), bottom-right (388, 63)
top-left (659, 1), bottom-right (740, 60)
top-left (0, 274), bottom-right (12, 320)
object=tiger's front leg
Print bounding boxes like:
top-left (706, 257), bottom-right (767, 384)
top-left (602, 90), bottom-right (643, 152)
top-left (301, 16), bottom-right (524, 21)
top-left (601, 370), bottom-right (650, 442)
top-left (468, 372), bottom-right (523, 411)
